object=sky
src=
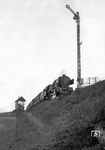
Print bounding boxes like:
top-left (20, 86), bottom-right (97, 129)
top-left (0, 0), bottom-right (105, 112)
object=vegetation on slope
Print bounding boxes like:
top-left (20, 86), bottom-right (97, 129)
top-left (0, 80), bottom-right (105, 150)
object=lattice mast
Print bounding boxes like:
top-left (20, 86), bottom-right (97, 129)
top-left (66, 4), bottom-right (82, 88)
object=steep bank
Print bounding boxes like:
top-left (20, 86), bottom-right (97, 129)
top-left (0, 80), bottom-right (105, 150)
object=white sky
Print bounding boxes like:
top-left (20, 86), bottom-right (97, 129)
top-left (0, 0), bottom-right (105, 112)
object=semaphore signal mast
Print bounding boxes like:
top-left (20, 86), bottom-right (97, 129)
top-left (65, 4), bottom-right (82, 88)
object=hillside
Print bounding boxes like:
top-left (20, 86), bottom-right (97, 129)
top-left (0, 80), bottom-right (105, 150)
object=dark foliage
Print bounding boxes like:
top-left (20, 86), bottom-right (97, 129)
top-left (0, 80), bottom-right (105, 150)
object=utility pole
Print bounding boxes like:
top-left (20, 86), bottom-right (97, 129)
top-left (65, 4), bottom-right (82, 88)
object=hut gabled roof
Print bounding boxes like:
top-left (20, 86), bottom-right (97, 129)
top-left (15, 96), bottom-right (26, 102)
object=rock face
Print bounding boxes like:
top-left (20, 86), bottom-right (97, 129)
top-left (0, 80), bottom-right (105, 150)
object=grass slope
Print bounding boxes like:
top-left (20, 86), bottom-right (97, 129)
top-left (0, 80), bottom-right (105, 150)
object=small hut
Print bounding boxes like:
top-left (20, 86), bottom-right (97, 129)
top-left (15, 96), bottom-right (26, 111)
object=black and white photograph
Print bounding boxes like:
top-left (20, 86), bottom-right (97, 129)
top-left (0, 0), bottom-right (105, 149)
